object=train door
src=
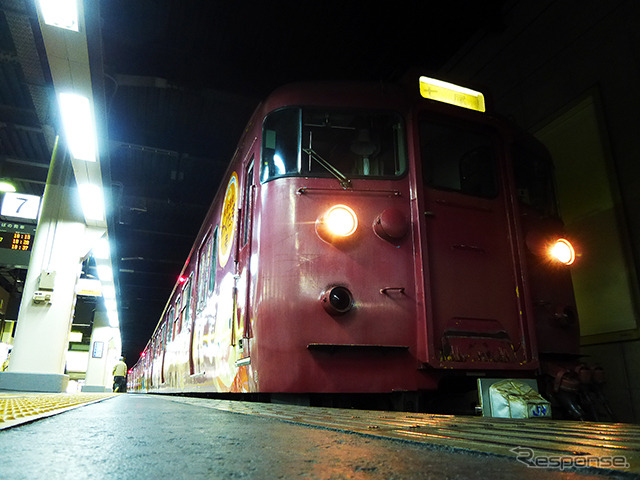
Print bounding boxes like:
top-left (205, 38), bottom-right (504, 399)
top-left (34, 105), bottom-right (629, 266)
top-left (418, 114), bottom-right (533, 369)
top-left (235, 156), bottom-right (255, 366)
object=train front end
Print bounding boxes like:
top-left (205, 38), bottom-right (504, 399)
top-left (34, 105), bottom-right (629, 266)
top-left (249, 79), bottom-right (572, 404)
top-left (252, 84), bottom-right (423, 395)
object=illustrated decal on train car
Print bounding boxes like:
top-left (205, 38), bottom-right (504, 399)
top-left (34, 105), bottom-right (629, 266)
top-left (128, 76), bottom-right (612, 420)
top-left (218, 172), bottom-right (238, 268)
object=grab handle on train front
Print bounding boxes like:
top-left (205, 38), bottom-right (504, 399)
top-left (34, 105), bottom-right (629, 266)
top-left (380, 287), bottom-right (405, 295)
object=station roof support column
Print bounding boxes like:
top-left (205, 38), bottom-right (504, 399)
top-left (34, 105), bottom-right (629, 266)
top-left (82, 309), bottom-right (120, 393)
top-left (0, 139), bottom-right (105, 392)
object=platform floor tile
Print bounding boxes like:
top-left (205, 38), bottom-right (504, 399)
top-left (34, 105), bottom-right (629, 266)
top-left (0, 392), bottom-right (118, 430)
top-left (164, 396), bottom-right (640, 476)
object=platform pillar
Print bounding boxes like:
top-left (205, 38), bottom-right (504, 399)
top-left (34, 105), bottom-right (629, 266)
top-left (0, 140), bottom-right (97, 393)
top-left (82, 310), bottom-right (120, 392)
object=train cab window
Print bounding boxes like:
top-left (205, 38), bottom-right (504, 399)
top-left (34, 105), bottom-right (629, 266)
top-left (420, 119), bottom-right (498, 199)
top-left (513, 139), bottom-right (558, 217)
top-left (303, 110), bottom-right (406, 179)
top-left (261, 108), bottom-right (300, 182)
top-left (261, 107), bottom-right (406, 183)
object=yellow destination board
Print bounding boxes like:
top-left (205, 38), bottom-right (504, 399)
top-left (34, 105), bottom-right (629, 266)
top-left (419, 76), bottom-right (486, 112)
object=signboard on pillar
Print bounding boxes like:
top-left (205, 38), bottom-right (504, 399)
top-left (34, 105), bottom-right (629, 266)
top-left (0, 222), bottom-right (35, 268)
top-left (1, 193), bottom-right (41, 221)
top-left (0, 192), bottom-right (40, 268)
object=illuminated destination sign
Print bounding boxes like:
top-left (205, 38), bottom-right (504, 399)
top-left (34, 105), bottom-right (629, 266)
top-left (419, 76), bottom-right (486, 112)
top-left (0, 232), bottom-right (32, 251)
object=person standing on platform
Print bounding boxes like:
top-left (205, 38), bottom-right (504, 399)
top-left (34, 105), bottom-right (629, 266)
top-left (1, 350), bottom-right (10, 371)
top-left (112, 357), bottom-right (128, 392)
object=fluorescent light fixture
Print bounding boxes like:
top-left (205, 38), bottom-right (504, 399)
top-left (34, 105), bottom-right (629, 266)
top-left (76, 278), bottom-right (101, 296)
top-left (104, 299), bottom-right (117, 312)
top-left (108, 310), bottom-right (119, 328)
top-left (39, 0), bottom-right (79, 32)
top-left (102, 284), bottom-right (116, 299)
top-left (0, 182), bottom-right (16, 193)
top-left (69, 331), bottom-right (83, 342)
top-left (78, 184), bottom-right (105, 222)
top-left (58, 92), bottom-right (97, 162)
top-left (96, 264), bottom-right (113, 282)
top-left (1, 192), bottom-right (41, 220)
top-left (93, 237), bottom-right (110, 259)
top-left (65, 351), bottom-right (89, 372)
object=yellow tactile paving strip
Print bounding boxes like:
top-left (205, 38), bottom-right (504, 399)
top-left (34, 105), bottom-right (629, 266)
top-left (0, 392), bottom-right (117, 430)
top-left (165, 397), bottom-right (640, 475)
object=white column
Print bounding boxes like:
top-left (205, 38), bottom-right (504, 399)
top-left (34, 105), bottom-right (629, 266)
top-left (0, 141), bottom-right (87, 392)
top-left (82, 310), bottom-right (120, 392)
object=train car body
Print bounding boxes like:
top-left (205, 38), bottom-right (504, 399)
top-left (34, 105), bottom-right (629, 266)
top-left (129, 77), bottom-right (582, 414)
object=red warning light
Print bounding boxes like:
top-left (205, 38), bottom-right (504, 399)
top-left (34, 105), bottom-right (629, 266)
top-left (178, 275), bottom-right (187, 284)
top-left (140, 351), bottom-right (146, 358)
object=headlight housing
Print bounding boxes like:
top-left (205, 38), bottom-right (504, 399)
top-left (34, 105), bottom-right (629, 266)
top-left (316, 204), bottom-right (358, 243)
top-left (526, 232), bottom-right (578, 266)
top-left (548, 238), bottom-right (576, 265)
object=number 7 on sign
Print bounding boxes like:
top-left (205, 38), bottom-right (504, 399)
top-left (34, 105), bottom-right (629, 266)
top-left (1, 192), bottom-right (41, 220)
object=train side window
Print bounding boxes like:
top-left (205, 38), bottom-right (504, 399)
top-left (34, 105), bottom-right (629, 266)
top-left (197, 233), bottom-right (212, 311)
top-left (209, 226), bottom-right (218, 294)
top-left (420, 119), bottom-right (498, 199)
top-left (181, 276), bottom-right (191, 332)
top-left (168, 308), bottom-right (175, 341)
top-left (165, 314), bottom-right (171, 345)
top-left (241, 160), bottom-right (254, 247)
top-left (261, 108), bottom-right (300, 182)
top-left (174, 297), bottom-right (181, 338)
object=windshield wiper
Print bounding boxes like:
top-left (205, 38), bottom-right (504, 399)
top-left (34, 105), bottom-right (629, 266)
top-left (303, 147), bottom-right (352, 189)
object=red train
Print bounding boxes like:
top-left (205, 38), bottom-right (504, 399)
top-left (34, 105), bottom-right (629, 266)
top-left (129, 77), bottom-right (592, 417)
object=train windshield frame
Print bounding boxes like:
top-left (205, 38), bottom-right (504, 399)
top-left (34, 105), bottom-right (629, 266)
top-left (419, 114), bottom-right (500, 199)
top-left (512, 138), bottom-right (559, 217)
top-left (261, 107), bottom-right (407, 184)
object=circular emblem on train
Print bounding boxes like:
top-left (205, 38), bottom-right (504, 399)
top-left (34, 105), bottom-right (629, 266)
top-left (218, 172), bottom-right (238, 268)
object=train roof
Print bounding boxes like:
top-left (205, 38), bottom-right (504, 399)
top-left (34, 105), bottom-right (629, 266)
top-left (260, 81), bottom-right (413, 112)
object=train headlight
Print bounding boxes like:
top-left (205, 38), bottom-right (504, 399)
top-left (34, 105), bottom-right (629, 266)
top-left (548, 238), bottom-right (576, 265)
top-left (316, 204), bottom-right (358, 243)
top-left (325, 205), bottom-right (357, 236)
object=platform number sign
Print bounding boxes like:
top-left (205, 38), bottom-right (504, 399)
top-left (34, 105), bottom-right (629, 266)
top-left (1, 193), bottom-right (41, 220)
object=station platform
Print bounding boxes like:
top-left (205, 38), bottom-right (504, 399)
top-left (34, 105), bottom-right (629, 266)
top-left (0, 392), bottom-right (638, 479)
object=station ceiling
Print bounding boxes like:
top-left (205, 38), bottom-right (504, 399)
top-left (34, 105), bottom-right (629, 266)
top-left (0, 0), bottom-right (506, 364)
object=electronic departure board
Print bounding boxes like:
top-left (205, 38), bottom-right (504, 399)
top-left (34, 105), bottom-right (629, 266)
top-left (0, 222), bottom-right (35, 268)
top-left (0, 232), bottom-right (32, 251)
